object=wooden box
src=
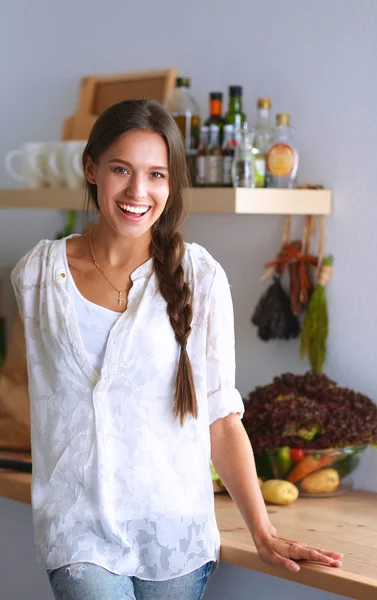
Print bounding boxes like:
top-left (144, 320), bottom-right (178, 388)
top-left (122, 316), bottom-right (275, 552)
top-left (62, 68), bottom-right (177, 140)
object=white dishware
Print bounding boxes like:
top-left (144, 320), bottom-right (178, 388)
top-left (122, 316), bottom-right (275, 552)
top-left (5, 143), bottom-right (49, 188)
top-left (45, 142), bottom-right (66, 188)
top-left (49, 141), bottom-right (87, 189)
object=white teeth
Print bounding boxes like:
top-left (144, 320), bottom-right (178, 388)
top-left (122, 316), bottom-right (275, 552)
top-left (119, 204), bottom-right (149, 214)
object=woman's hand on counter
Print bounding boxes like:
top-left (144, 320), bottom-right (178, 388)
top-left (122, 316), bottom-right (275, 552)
top-left (253, 523), bottom-right (344, 574)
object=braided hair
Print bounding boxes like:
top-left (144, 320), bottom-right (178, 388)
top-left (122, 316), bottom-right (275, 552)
top-left (83, 99), bottom-right (197, 425)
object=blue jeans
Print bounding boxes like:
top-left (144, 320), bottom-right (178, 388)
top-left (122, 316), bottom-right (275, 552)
top-left (47, 561), bottom-right (216, 600)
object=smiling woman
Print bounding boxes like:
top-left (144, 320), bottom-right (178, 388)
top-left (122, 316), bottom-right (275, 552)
top-left (85, 129), bottom-right (171, 233)
top-left (10, 99), bottom-right (343, 600)
top-left (80, 100), bottom-right (196, 425)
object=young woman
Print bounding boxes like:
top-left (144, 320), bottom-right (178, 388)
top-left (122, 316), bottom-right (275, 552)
top-left (11, 99), bottom-right (343, 600)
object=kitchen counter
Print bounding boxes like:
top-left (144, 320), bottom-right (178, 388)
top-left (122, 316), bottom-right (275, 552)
top-left (1, 451), bottom-right (376, 600)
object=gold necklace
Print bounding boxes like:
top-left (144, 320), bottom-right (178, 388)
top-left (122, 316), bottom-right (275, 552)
top-left (88, 229), bottom-right (128, 306)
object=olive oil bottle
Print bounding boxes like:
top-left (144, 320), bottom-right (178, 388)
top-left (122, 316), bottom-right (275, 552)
top-left (167, 77), bottom-right (201, 185)
top-left (225, 86), bottom-right (246, 129)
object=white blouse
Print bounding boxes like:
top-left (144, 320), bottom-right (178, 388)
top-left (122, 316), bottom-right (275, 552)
top-left (62, 239), bottom-right (121, 373)
top-left (11, 233), bottom-right (245, 581)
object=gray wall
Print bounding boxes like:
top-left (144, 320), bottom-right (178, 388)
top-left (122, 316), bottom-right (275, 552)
top-left (0, 0), bottom-right (375, 598)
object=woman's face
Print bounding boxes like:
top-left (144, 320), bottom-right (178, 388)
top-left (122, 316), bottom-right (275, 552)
top-left (85, 129), bottom-right (170, 240)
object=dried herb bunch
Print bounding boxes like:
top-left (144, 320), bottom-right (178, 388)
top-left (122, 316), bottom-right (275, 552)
top-left (242, 371), bottom-right (377, 451)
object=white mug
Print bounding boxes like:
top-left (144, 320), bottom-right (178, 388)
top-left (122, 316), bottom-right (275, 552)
top-left (5, 143), bottom-right (49, 188)
top-left (48, 141), bottom-right (87, 188)
top-left (45, 142), bottom-right (66, 188)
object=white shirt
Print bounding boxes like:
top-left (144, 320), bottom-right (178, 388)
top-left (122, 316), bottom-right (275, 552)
top-left (11, 233), bottom-right (245, 581)
top-left (62, 239), bottom-right (121, 373)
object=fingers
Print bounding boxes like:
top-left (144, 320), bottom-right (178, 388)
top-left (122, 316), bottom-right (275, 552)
top-left (258, 537), bottom-right (344, 576)
top-left (310, 547), bottom-right (344, 560)
top-left (291, 545), bottom-right (342, 567)
top-left (277, 537), bottom-right (343, 559)
top-left (286, 560), bottom-right (300, 573)
top-left (275, 537), bottom-right (344, 562)
top-left (276, 555), bottom-right (301, 573)
top-left (261, 551), bottom-right (301, 574)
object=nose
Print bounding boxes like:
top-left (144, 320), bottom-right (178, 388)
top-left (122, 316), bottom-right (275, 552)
top-left (126, 174), bottom-right (147, 200)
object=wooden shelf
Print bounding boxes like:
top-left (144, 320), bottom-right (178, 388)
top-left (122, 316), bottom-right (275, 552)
top-left (0, 188), bottom-right (332, 215)
top-left (190, 188), bottom-right (332, 215)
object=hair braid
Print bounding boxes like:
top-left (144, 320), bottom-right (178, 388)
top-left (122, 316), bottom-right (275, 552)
top-left (152, 229), bottom-right (198, 425)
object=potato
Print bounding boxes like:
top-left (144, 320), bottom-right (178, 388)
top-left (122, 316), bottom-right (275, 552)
top-left (258, 477), bottom-right (264, 488)
top-left (261, 480), bottom-right (299, 505)
top-left (301, 468), bottom-right (340, 494)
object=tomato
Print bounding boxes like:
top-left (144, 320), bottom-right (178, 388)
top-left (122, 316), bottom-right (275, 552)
top-left (290, 448), bottom-right (305, 462)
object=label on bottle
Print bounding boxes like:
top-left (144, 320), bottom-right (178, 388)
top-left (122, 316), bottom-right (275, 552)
top-left (196, 155), bottom-right (206, 185)
top-left (254, 156), bottom-right (266, 187)
top-left (266, 144), bottom-right (295, 176)
top-left (222, 156), bottom-right (233, 185)
top-left (206, 156), bottom-right (222, 185)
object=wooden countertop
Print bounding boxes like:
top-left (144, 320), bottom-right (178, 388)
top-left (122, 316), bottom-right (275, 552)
top-left (1, 452), bottom-right (376, 600)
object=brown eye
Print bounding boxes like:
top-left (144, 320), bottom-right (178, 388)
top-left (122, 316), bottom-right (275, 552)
top-left (113, 166), bottom-right (128, 174)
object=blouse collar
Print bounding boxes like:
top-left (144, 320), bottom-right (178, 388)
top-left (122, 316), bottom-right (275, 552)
top-left (53, 233), bottom-right (154, 281)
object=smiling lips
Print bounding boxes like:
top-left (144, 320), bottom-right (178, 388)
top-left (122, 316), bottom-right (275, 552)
top-left (116, 202), bottom-right (151, 215)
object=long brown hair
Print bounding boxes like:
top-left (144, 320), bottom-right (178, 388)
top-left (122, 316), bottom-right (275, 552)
top-left (83, 99), bottom-right (197, 426)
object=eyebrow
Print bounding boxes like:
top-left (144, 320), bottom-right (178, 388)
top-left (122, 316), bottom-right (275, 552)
top-left (109, 158), bottom-right (169, 171)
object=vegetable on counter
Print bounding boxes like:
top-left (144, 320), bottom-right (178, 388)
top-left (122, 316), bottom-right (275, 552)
top-left (286, 454), bottom-right (335, 484)
top-left (301, 468), bottom-right (340, 494)
top-left (242, 371), bottom-right (377, 451)
top-left (290, 448), bottom-right (305, 462)
top-left (261, 480), bottom-right (299, 505)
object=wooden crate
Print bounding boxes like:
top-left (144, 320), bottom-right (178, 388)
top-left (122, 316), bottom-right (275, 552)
top-left (62, 68), bottom-right (177, 140)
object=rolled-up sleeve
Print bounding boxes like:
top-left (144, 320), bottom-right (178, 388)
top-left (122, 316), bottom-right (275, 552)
top-left (206, 262), bottom-right (245, 425)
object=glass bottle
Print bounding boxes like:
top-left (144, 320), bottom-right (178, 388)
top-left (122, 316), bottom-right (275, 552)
top-left (222, 124), bottom-right (235, 187)
top-left (231, 122), bottom-right (255, 188)
top-left (167, 77), bottom-right (200, 152)
top-left (266, 114), bottom-right (299, 188)
top-left (166, 77), bottom-right (200, 185)
top-left (206, 124), bottom-right (222, 187)
top-left (196, 126), bottom-right (209, 187)
top-left (204, 92), bottom-right (228, 146)
top-left (225, 86), bottom-right (246, 129)
top-left (253, 98), bottom-right (273, 188)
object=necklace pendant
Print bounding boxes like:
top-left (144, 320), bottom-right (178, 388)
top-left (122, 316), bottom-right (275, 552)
top-left (117, 291), bottom-right (122, 306)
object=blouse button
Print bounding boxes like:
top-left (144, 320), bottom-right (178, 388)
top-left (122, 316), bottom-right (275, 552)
top-left (60, 273), bottom-right (66, 278)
